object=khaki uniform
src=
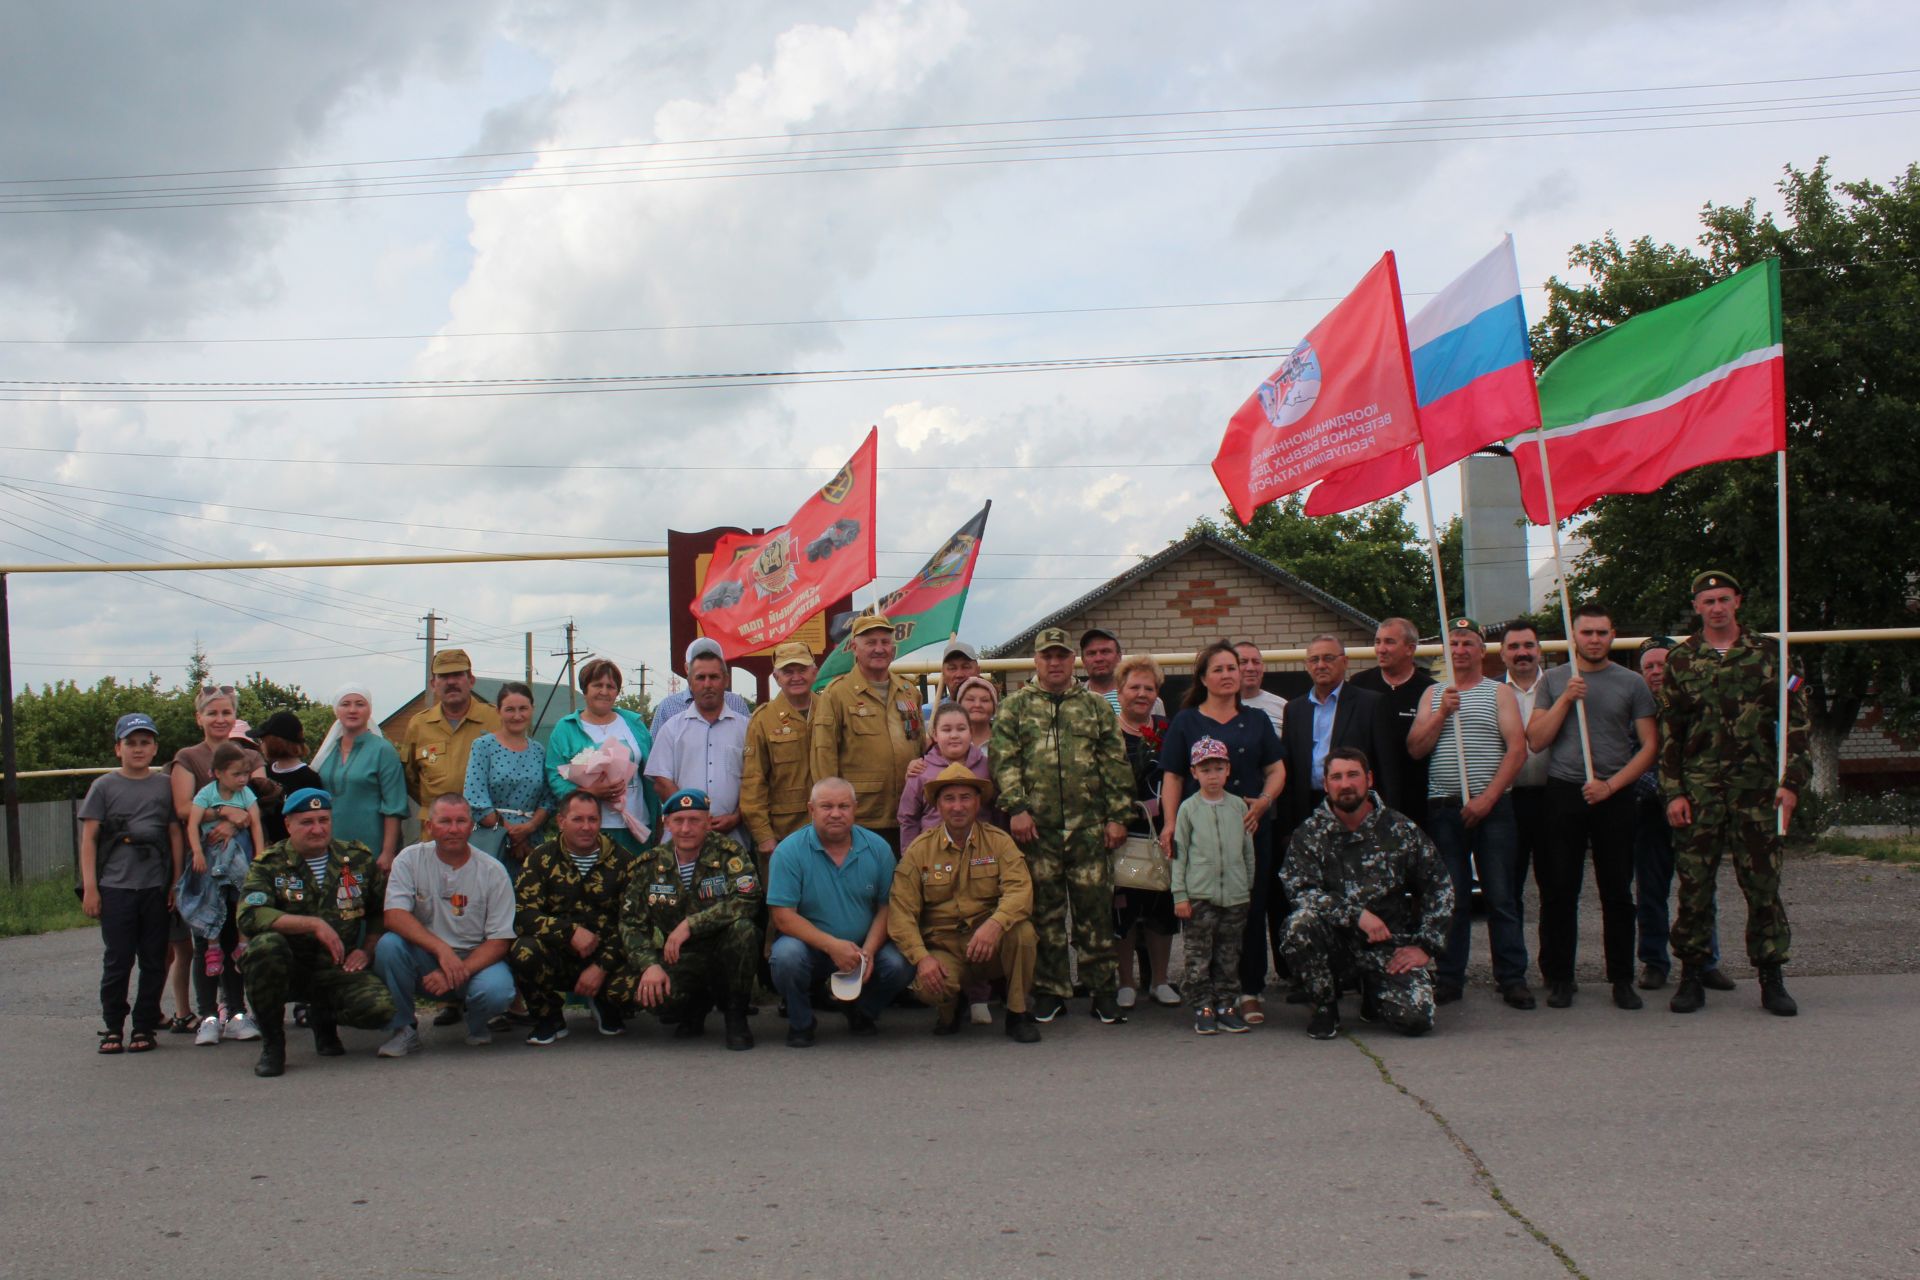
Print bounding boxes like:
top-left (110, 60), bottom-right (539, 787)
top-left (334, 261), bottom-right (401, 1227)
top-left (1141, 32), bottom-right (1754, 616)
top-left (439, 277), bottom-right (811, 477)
top-left (742, 693), bottom-right (814, 849)
top-left (400, 698), bottom-right (503, 818)
top-left (809, 671), bottom-right (925, 835)
top-left (890, 821), bottom-right (1037, 1015)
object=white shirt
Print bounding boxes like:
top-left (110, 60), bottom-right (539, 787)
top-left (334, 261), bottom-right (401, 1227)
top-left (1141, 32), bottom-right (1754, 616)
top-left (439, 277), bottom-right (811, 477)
top-left (1503, 671), bottom-right (1550, 789)
top-left (645, 700), bottom-right (750, 848)
top-left (1243, 689), bottom-right (1287, 741)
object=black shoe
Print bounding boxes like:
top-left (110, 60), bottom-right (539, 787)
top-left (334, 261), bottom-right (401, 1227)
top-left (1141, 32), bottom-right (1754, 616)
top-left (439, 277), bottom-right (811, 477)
top-left (253, 1020), bottom-right (286, 1078)
top-left (1501, 983), bottom-right (1538, 1010)
top-left (310, 1013), bottom-right (345, 1057)
top-left (1306, 1002), bottom-right (1341, 1040)
top-left (432, 1003), bottom-right (464, 1028)
top-left (1637, 964), bottom-right (1668, 991)
top-left (1434, 983), bottom-right (1464, 1006)
top-left (1669, 966), bottom-right (1706, 1014)
top-left (1030, 994), bottom-right (1066, 1023)
top-left (1700, 967), bottom-right (1738, 992)
top-left (1758, 964), bottom-right (1798, 1017)
top-left (786, 1024), bottom-right (816, 1048)
top-left (525, 1017), bottom-right (568, 1046)
top-left (932, 1006), bottom-right (963, 1037)
top-left (724, 1006), bottom-right (754, 1051)
top-left (1091, 994), bottom-right (1127, 1025)
top-left (845, 1010), bottom-right (879, 1037)
top-left (590, 996), bottom-right (627, 1037)
top-left (673, 1008), bottom-right (709, 1039)
top-left (1543, 981), bottom-right (1573, 1009)
top-left (1005, 1011), bottom-right (1041, 1044)
top-left (290, 1003), bottom-right (310, 1028)
top-left (1611, 981), bottom-right (1644, 1010)
top-left (1359, 989), bottom-right (1382, 1023)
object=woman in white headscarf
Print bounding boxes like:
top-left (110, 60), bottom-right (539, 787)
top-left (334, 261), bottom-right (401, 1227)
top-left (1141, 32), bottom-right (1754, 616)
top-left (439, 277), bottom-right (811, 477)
top-left (313, 684), bottom-right (407, 873)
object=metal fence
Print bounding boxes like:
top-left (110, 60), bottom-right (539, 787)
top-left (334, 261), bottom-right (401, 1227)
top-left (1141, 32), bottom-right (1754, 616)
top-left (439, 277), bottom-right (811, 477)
top-left (5, 799), bottom-right (78, 883)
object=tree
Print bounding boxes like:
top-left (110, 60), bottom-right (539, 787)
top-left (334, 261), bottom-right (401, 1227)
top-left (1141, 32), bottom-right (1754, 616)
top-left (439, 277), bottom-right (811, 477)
top-left (615, 689), bottom-right (654, 724)
top-left (1190, 496), bottom-right (1464, 628)
top-left (1535, 160), bottom-right (1920, 793)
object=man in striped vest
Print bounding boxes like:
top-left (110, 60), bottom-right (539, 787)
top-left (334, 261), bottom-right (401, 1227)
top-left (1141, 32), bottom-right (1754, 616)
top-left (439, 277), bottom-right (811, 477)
top-left (1408, 618), bottom-right (1532, 1010)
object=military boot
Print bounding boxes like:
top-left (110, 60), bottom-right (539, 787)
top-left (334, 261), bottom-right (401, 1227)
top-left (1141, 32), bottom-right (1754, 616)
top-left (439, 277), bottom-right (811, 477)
top-left (253, 1010), bottom-right (287, 1078)
top-left (724, 1000), bottom-right (754, 1051)
top-left (310, 1009), bottom-right (346, 1057)
top-left (1669, 966), bottom-right (1706, 1014)
top-left (1757, 965), bottom-right (1798, 1017)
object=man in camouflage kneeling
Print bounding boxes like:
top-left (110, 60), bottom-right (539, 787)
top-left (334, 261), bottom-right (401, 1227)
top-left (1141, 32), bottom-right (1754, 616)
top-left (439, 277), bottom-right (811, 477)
top-left (239, 788), bottom-right (395, 1078)
top-left (1280, 749), bottom-right (1454, 1041)
top-left (623, 789), bottom-right (763, 1050)
top-left (510, 791), bottom-right (641, 1046)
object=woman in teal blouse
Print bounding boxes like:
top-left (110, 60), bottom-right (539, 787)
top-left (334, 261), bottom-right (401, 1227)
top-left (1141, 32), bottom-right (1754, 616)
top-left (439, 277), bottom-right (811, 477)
top-left (313, 683), bottom-right (408, 870)
top-left (546, 658), bottom-right (662, 855)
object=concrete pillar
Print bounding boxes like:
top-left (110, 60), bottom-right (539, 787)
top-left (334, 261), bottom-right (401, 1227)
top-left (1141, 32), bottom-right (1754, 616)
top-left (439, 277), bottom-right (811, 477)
top-left (1461, 454), bottom-right (1530, 624)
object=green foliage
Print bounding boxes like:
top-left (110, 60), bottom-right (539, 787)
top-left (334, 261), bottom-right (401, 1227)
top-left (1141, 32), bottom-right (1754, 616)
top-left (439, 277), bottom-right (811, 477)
top-left (1537, 160), bottom-right (1920, 755)
top-left (1190, 495), bottom-right (1464, 626)
top-left (1813, 835), bottom-right (1920, 865)
top-left (0, 876), bottom-right (90, 937)
top-left (615, 690), bottom-right (654, 723)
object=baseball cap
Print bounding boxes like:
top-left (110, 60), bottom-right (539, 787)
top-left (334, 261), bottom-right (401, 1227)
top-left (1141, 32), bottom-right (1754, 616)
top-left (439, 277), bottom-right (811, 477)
top-left (430, 648), bottom-right (473, 675)
top-left (114, 712), bottom-right (158, 741)
top-left (256, 710), bottom-right (306, 742)
top-left (685, 637), bottom-right (725, 665)
top-left (851, 612), bottom-right (894, 638)
top-left (828, 950), bottom-right (870, 1002)
top-left (1189, 736), bottom-right (1230, 766)
top-left (1079, 627), bottom-right (1119, 648)
top-left (943, 640), bottom-right (979, 662)
top-left (1034, 627), bottom-right (1073, 655)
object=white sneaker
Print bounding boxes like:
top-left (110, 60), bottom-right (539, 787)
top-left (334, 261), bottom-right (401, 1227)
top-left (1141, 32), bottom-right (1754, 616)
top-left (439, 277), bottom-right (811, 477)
top-left (377, 1025), bottom-right (422, 1058)
top-left (969, 1001), bottom-right (993, 1026)
top-left (194, 1016), bottom-right (222, 1047)
top-left (1150, 983), bottom-right (1181, 1007)
top-left (1116, 986), bottom-right (1137, 1010)
top-left (464, 1027), bottom-right (493, 1047)
top-left (223, 1011), bottom-right (261, 1042)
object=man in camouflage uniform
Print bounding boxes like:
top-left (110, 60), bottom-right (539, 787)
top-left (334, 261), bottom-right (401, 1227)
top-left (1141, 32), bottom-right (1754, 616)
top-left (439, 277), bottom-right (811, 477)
top-left (1280, 748), bottom-right (1454, 1040)
top-left (238, 788), bottom-right (395, 1077)
top-left (990, 627), bottom-right (1132, 1024)
top-left (1657, 570), bottom-right (1811, 1017)
top-left (622, 789), bottom-right (763, 1050)
top-left (809, 612), bottom-right (925, 852)
top-left (510, 791), bottom-right (640, 1045)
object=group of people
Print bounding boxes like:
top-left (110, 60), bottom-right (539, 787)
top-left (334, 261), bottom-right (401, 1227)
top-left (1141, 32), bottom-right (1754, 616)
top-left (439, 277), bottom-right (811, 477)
top-left (76, 567), bottom-right (1808, 1070)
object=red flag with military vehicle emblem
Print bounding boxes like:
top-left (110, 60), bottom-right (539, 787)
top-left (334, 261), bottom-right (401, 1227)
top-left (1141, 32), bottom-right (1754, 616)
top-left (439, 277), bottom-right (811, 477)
top-left (692, 429), bottom-right (878, 659)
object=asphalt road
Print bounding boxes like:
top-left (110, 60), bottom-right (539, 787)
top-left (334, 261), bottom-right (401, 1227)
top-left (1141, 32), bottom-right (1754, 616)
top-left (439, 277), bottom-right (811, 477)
top-left (4, 916), bottom-right (1916, 1280)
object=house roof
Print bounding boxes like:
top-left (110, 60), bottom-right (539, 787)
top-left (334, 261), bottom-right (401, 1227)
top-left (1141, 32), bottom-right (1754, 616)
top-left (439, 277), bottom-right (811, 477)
top-left (378, 677), bottom-right (580, 745)
top-left (986, 530), bottom-right (1379, 658)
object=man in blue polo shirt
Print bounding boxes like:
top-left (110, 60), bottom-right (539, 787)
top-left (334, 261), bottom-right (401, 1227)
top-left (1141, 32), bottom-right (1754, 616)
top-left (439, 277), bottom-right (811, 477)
top-left (766, 776), bottom-right (913, 1047)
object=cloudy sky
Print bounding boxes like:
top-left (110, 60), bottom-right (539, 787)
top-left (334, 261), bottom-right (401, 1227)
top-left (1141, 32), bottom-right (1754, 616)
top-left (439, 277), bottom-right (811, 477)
top-left (3, 1), bottom-right (1915, 715)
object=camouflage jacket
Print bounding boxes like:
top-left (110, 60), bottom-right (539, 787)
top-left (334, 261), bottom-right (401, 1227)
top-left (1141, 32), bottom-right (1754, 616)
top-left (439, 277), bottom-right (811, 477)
top-left (1280, 794), bottom-right (1453, 955)
top-left (1657, 628), bottom-right (1811, 801)
top-left (514, 833), bottom-right (636, 971)
top-left (990, 681), bottom-right (1133, 832)
top-left (237, 837), bottom-right (385, 952)
top-left (620, 832), bottom-right (764, 972)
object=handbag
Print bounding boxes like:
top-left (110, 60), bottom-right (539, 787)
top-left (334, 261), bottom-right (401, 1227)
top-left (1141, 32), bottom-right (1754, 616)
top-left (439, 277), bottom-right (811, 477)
top-left (1111, 802), bottom-right (1171, 893)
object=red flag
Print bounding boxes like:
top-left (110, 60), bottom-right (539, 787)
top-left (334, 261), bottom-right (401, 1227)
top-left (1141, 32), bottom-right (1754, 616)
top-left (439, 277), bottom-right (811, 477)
top-left (691, 429), bottom-right (878, 659)
top-left (1212, 253), bottom-right (1422, 524)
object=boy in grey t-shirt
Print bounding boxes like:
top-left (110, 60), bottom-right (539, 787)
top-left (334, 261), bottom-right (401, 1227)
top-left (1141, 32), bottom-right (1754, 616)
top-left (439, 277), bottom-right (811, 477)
top-left (370, 795), bottom-right (516, 1055)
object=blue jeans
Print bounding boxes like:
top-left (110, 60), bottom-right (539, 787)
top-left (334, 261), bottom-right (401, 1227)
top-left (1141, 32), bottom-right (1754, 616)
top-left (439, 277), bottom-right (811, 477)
top-left (373, 933), bottom-right (515, 1033)
top-left (1633, 798), bottom-right (1720, 974)
top-left (1427, 794), bottom-right (1529, 990)
top-left (768, 935), bottom-right (912, 1032)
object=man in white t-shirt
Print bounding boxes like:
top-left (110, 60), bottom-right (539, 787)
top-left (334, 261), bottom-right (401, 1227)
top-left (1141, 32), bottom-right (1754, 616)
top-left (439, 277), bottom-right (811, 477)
top-left (1234, 639), bottom-right (1287, 740)
top-left (372, 794), bottom-right (516, 1057)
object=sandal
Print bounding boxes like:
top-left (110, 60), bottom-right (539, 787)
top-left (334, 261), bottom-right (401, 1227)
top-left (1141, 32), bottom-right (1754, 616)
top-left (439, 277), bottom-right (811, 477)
top-left (98, 1031), bottom-right (125, 1055)
top-left (128, 1030), bottom-right (158, 1053)
top-left (1239, 996), bottom-right (1267, 1026)
top-left (165, 1013), bottom-right (199, 1035)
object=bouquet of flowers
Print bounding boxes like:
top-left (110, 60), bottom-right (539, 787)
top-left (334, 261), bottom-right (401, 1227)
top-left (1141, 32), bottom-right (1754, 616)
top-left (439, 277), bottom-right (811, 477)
top-left (557, 740), bottom-right (650, 843)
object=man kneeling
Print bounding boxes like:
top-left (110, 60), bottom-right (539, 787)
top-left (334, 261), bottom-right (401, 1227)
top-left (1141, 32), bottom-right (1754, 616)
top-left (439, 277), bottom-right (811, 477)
top-left (891, 763), bottom-right (1041, 1043)
top-left (622, 789), bottom-right (763, 1050)
top-left (510, 791), bottom-right (640, 1045)
top-left (1280, 749), bottom-right (1455, 1040)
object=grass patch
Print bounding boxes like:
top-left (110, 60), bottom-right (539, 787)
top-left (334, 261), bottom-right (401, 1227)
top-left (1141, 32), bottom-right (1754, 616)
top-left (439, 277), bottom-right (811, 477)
top-left (0, 876), bottom-right (91, 938)
top-left (1815, 835), bottom-right (1920, 865)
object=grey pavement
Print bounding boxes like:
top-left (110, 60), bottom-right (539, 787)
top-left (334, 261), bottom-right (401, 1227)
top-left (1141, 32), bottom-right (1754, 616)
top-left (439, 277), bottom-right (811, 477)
top-left (3, 925), bottom-right (1916, 1280)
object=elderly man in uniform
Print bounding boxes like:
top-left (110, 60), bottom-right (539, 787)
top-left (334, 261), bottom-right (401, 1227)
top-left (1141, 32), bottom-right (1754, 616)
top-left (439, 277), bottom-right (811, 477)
top-left (646, 644), bottom-right (751, 851)
top-left (238, 788), bottom-right (395, 1078)
top-left (1281, 748), bottom-right (1454, 1040)
top-left (810, 613), bottom-right (925, 852)
top-left (1658, 571), bottom-right (1811, 1017)
top-left (890, 763), bottom-right (1041, 1043)
top-left (510, 791), bottom-right (639, 1046)
top-left (991, 627), bottom-right (1133, 1025)
top-left (650, 637), bottom-right (754, 735)
top-left (742, 641), bottom-right (818, 859)
top-left (623, 789), bottom-right (763, 1050)
top-left (400, 649), bottom-right (503, 821)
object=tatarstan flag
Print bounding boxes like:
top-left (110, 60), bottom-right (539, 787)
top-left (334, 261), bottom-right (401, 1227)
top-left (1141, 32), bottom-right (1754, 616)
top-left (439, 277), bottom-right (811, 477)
top-left (1513, 259), bottom-right (1784, 523)
top-left (812, 502), bottom-right (990, 691)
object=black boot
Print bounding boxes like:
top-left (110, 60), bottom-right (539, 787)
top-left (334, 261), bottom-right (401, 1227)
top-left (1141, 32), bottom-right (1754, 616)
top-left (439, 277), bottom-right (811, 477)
top-left (1669, 966), bottom-right (1706, 1014)
top-left (311, 1010), bottom-right (345, 1057)
top-left (253, 1012), bottom-right (287, 1078)
top-left (1758, 964), bottom-right (1798, 1017)
top-left (724, 1001), bottom-right (754, 1051)
top-left (1005, 1010), bottom-right (1040, 1044)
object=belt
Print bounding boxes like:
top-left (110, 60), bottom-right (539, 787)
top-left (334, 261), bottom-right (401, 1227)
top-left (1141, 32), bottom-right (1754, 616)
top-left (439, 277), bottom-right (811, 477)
top-left (1428, 796), bottom-right (1464, 809)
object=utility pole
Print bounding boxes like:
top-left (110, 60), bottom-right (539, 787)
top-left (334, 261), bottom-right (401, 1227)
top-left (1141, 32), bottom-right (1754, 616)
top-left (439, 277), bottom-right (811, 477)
top-left (421, 610), bottom-right (442, 707)
top-left (638, 663), bottom-right (648, 701)
top-left (525, 632), bottom-right (534, 685)
top-left (550, 621), bottom-right (580, 712)
top-left (1, 574), bottom-right (21, 886)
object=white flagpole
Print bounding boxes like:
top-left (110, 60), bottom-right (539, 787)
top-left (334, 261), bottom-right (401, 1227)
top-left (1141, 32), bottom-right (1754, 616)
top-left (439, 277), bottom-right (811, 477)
top-left (1415, 442), bottom-right (1473, 800)
top-left (1777, 449), bottom-right (1791, 836)
top-left (1530, 427), bottom-right (1597, 781)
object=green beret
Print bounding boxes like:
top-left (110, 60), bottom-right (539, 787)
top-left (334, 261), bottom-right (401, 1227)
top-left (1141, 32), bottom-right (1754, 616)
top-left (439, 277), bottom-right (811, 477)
top-left (1690, 570), bottom-right (1742, 596)
top-left (1449, 616), bottom-right (1482, 637)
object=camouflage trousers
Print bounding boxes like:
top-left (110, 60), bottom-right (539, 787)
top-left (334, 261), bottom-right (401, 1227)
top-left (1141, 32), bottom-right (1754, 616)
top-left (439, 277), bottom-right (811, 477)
top-left (508, 933), bottom-right (640, 1022)
top-left (1280, 906), bottom-right (1434, 1036)
top-left (1673, 788), bottom-right (1790, 968)
top-left (1180, 901), bottom-right (1247, 1011)
top-left (611, 918), bottom-right (761, 1018)
top-left (1026, 826), bottom-right (1116, 999)
top-left (242, 930), bottom-right (395, 1029)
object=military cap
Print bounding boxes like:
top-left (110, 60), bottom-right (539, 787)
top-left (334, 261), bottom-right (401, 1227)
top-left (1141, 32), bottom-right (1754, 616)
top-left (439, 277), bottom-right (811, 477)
top-left (851, 612), bottom-right (894, 637)
top-left (283, 787), bottom-right (332, 813)
top-left (1690, 570), bottom-right (1742, 596)
top-left (924, 760), bottom-right (993, 800)
top-left (772, 641), bottom-right (815, 670)
top-left (1637, 635), bottom-right (1680, 659)
top-left (663, 788), bottom-right (711, 813)
top-left (430, 648), bottom-right (473, 675)
top-left (1034, 627), bottom-right (1074, 655)
top-left (1449, 616), bottom-right (1483, 637)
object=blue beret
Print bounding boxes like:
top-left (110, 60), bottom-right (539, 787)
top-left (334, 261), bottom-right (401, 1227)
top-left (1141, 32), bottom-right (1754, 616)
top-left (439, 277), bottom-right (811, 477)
top-left (283, 787), bottom-right (333, 814)
top-left (663, 788), bottom-right (710, 814)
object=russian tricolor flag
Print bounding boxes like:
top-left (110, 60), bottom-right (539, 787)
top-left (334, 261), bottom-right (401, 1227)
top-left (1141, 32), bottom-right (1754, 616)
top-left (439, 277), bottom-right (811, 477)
top-left (1305, 235), bottom-right (1541, 515)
